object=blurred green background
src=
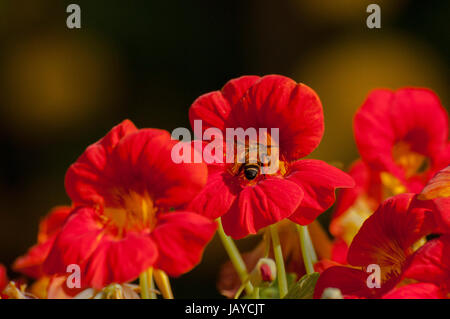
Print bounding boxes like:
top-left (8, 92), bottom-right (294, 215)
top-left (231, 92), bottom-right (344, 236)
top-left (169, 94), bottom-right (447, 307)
top-left (0, 0), bottom-right (448, 298)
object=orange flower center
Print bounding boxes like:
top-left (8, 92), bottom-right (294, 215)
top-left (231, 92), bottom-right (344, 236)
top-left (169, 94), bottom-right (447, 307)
top-left (379, 141), bottom-right (430, 197)
top-left (103, 191), bottom-right (157, 235)
top-left (392, 141), bottom-right (429, 178)
top-left (373, 243), bottom-right (408, 285)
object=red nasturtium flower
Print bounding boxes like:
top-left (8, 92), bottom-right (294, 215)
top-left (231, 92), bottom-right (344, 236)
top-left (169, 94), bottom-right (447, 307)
top-left (189, 75), bottom-right (354, 239)
top-left (314, 193), bottom-right (448, 299)
top-left (43, 120), bottom-right (216, 289)
top-left (330, 88), bottom-right (449, 245)
top-left (354, 87), bottom-right (449, 194)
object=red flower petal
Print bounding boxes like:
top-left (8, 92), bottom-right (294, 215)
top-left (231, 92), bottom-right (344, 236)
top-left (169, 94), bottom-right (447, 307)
top-left (150, 211), bottom-right (217, 276)
top-left (418, 165), bottom-right (450, 233)
top-left (432, 197), bottom-right (450, 233)
top-left (382, 283), bottom-right (445, 299)
top-left (402, 235), bottom-right (450, 288)
top-left (347, 194), bottom-right (437, 269)
top-left (286, 159), bottom-right (355, 225)
top-left (37, 206), bottom-right (72, 243)
top-left (313, 259), bottom-right (341, 274)
top-left (65, 119), bottom-right (139, 206)
top-left (96, 119), bottom-right (138, 153)
top-left (189, 76), bottom-right (260, 133)
top-left (188, 168), bottom-right (241, 220)
top-left (13, 238), bottom-right (56, 279)
top-left (0, 264), bottom-right (8, 292)
top-left (83, 231), bottom-right (158, 290)
top-left (43, 207), bottom-right (107, 278)
top-left (420, 165), bottom-right (450, 200)
top-left (331, 238), bottom-right (349, 265)
top-left (221, 176), bottom-right (304, 239)
top-left (230, 75), bottom-right (324, 160)
top-left (393, 89), bottom-right (448, 156)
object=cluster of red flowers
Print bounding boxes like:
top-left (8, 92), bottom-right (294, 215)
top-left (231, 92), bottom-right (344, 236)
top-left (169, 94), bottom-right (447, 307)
top-left (0, 75), bottom-right (448, 299)
top-left (317, 88), bottom-right (450, 298)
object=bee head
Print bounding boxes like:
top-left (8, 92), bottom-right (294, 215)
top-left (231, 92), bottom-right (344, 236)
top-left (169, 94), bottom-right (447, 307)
top-left (243, 164), bottom-right (259, 180)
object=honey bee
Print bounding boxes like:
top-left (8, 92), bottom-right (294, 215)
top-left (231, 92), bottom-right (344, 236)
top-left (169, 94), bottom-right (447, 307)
top-left (239, 163), bottom-right (260, 180)
top-left (230, 138), bottom-right (279, 181)
top-left (238, 157), bottom-right (274, 181)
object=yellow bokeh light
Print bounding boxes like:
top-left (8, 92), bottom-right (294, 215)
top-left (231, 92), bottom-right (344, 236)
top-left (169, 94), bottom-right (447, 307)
top-left (293, 33), bottom-right (448, 165)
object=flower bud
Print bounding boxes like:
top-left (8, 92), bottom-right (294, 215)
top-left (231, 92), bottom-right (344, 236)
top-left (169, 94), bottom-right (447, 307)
top-left (321, 287), bottom-right (343, 299)
top-left (249, 258), bottom-right (277, 287)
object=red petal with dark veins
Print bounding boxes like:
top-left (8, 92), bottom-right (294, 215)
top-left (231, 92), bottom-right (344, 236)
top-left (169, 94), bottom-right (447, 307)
top-left (347, 194), bottom-right (436, 269)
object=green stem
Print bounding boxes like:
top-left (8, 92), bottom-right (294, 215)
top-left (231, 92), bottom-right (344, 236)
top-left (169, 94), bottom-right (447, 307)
top-left (233, 283), bottom-right (246, 299)
top-left (269, 224), bottom-right (288, 298)
top-left (263, 228), bottom-right (271, 258)
top-left (154, 269), bottom-right (173, 299)
top-left (147, 268), bottom-right (157, 299)
top-left (304, 226), bottom-right (318, 263)
top-left (139, 267), bottom-right (157, 299)
top-left (139, 270), bottom-right (150, 299)
top-left (216, 218), bottom-right (254, 296)
top-left (252, 287), bottom-right (260, 299)
top-left (296, 224), bottom-right (315, 274)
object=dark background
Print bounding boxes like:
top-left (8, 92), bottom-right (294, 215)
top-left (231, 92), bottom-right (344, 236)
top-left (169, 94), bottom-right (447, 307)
top-left (0, 0), bottom-right (448, 297)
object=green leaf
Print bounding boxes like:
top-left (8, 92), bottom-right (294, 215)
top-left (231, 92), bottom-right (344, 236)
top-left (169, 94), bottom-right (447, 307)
top-left (283, 272), bottom-right (319, 299)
